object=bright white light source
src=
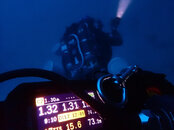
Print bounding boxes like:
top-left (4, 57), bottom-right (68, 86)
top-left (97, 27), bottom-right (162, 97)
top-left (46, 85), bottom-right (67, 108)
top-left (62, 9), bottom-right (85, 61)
top-left (116, 0), bottom-right (132, 18)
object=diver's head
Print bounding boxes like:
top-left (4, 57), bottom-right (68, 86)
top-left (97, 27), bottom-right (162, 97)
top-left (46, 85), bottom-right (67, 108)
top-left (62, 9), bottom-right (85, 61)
top-left (54, 17), bottom-right (121, 80)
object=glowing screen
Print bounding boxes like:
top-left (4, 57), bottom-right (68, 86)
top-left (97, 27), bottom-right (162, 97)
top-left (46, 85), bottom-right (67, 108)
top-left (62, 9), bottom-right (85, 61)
top-left (36, 92), bottom-right (103, 130)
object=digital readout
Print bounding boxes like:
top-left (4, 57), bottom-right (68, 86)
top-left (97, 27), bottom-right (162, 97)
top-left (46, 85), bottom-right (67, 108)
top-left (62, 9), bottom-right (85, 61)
top-left (35, 92), bottom-right (103, 130)
top-left (58, 110), bottom-right (86, 122)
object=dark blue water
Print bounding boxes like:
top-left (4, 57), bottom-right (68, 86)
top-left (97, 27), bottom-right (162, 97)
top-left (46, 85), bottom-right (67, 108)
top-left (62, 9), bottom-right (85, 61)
top-left (0, 0), bottom-right (174, 100)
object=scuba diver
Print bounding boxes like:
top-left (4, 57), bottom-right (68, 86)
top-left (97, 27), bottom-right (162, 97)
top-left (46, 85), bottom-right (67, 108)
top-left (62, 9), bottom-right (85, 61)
top-left (52, 16), bottom-right (123, 80)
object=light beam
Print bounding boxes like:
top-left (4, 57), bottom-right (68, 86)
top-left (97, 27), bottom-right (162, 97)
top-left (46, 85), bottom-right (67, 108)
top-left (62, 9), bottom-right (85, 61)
top-left (116, 0), bottom-right (132, 18)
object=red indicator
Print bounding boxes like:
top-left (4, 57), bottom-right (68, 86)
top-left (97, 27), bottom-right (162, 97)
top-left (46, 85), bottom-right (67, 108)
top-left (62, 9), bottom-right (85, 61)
top-left (146, 87), bottom-right (161, 96)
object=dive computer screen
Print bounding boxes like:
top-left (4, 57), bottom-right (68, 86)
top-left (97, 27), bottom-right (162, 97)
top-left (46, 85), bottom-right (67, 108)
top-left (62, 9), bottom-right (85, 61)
top-left (35, 92), bottom-right (103, 130)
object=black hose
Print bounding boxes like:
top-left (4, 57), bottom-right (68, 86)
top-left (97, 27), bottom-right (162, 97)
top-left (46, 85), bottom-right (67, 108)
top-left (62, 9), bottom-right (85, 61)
top-left (0, 68), bottom-right (66, 83)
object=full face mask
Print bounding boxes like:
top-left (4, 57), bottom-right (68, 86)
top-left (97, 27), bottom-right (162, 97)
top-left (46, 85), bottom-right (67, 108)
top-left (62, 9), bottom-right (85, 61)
top-left (56, 17), bottom-right (122, 80)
